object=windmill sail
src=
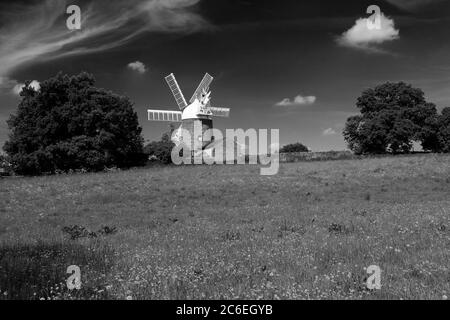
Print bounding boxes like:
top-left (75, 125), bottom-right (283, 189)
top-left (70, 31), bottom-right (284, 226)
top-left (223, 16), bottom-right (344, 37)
top-left (209, 107), bottom-right (230, 117)
top-left (148, 110), bottom-right (182, 122)
top-left (190, 73), bottom-right (214, 103)
top-left (165, 73), bottom-right (188, 110)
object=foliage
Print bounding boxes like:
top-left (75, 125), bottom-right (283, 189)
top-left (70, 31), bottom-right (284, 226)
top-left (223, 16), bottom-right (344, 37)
top-left (343, 82), bottom-right (440, 154)
top-left (437, 107), bottom-right (450, 152)
top-left (3, 72), bottom-right (147, 175)
top-left (62, 225), bottom-right (117, 240)
top-left (0, 154), bottom-right (12, 175)
top-left (144, 126), bottom-right (176, 164)
top-left (280, 142), bottom-right (309, 153)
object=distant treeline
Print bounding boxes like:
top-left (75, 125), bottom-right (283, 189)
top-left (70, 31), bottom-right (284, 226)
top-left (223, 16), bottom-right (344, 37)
top-left (278, 151), bottom-right (436, 163)
top-left (3, 72), bottom-right (450, 175)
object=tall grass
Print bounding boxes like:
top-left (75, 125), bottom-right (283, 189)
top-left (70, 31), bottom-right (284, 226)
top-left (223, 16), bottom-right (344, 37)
top-left (1, 154), bottom-right (449, 299)
top-left (0, 241), bottom-right (115, 300)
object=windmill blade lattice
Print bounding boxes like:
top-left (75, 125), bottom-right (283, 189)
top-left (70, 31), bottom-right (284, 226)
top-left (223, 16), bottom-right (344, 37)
top-left (190, 73), bottom-right (213, 103)
top-left (148, 110), bottom-right (182, 122)
top-left (165, 73), bottom-right (188, 110)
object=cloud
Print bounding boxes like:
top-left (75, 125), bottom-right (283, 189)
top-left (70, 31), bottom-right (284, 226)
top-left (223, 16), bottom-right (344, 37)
top-left (386, 0), bottom-right (445, 11)
top-left (0, 0), bottom-right (209, 91)
top-left (323, 128), bottom-right (337, 136)
top-left (275, 95), bottom-right (316, 107)
top-left (337, 13), bottom-right (399, 53)
top-left (127, 61), bottom-right (148, 74)
top-left (12, 80), bottom-right (41, 95)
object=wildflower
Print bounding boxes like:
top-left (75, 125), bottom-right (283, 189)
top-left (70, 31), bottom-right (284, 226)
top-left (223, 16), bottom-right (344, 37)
top-left (126, 295), bottom-right (133, 300)
top-left (443, 295), bottom-right (448, 300)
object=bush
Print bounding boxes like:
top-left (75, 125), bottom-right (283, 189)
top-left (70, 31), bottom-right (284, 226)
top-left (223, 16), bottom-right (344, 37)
top-left (144, 127), bottom-right (176, 165)
top-left (0, 154), bottom-right (11, 176)
top-left (280, 142), bottom-right (309, 153)
top-left (437, 107), bottom-right (450, 152)
top-left (3, 72), bottom-right (147, 175)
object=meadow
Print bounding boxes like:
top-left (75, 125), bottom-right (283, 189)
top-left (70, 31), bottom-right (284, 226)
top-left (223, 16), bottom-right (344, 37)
top-left (0, 154), bottom-right (449, 300)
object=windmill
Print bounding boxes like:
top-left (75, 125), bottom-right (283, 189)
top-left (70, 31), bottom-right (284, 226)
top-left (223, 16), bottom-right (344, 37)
top-left (148, 73), bottom-right (230, 155)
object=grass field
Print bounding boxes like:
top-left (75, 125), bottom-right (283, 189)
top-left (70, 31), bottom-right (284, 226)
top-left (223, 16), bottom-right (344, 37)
top-left (0, 154), bottom-right (449, 300)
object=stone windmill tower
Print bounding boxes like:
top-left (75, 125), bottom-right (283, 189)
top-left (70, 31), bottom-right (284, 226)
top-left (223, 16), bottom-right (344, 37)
top-left (148, 73), bottom-right (230, 155)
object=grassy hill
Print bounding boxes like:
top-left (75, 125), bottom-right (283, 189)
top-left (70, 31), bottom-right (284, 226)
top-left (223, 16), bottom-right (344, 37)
top-left (1, 154), bottom-right (449, 299)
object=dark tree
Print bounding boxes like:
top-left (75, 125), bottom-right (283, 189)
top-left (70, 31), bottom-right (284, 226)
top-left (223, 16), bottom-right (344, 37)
top-left (343, 115), bottom-right (389, 154)
top-left (437, 107), bottom-right (450, 152)
top-left (143, 126), bottom-right (176, 164)
top-left (280, 142), bottom-right (309, 153)
top-left (344, 82), bottom-right (440, 154)
top-left (0, 153), bottom-right (11, 176)
top-left (3, 72), bottom-right (146, 175)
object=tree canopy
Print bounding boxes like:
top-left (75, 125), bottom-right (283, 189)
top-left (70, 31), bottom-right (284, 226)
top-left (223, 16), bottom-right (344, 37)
top-left (343, 82), bottom-right (443, 154)
top-left (3, 72), bottom-right (146, 175)
top-left (280, 142), bottom-right (309, 153)
top-left (437, 107), bottom-right (450, 153)
top-left (143, 125), bottom-right (176, 165)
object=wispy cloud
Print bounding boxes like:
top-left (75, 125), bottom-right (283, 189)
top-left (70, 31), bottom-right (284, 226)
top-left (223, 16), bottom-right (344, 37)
top-left (128, 61), bottom-right (148, 74)
top-left (275, 94), bottom-right (316, 107)
top-left (322, 128), bottom-right (337, 136)
top-left (0, 0), bottom-right (209, 91)
top-left (386, 0), bottom-right (445, 11)
top-left (337, 13), bottom-right (399, 53)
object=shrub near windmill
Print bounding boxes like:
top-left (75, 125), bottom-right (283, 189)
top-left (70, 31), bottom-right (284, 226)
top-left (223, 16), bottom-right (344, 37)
top-left (147, 73), bottom-right (231, 161)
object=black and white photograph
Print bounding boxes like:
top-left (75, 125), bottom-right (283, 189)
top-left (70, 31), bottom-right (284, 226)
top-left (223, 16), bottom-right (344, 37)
top-left (0, 0), bottom-right (449, 307)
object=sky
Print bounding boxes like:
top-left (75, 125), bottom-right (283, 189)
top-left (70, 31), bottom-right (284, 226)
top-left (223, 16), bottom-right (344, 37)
top-left (0, 0), bottom-right (449, 151)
